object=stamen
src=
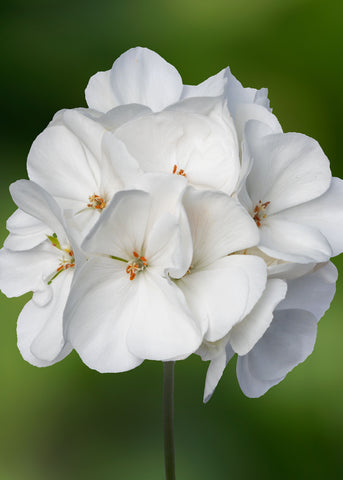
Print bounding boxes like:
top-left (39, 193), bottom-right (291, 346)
top-left (253, 200), bottom-right (270, 227)
top-left (172, 164), bottom-right (186, 177)
top-left (57, 248), bottom-right (75, 272)
top-left (126, 251), bottom-right (148, 280)
top-left (87, 194), bottom-right (107, 211)
top-left (48, 247), bottom-right (75, 285)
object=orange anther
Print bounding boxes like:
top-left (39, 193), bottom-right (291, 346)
top-left (87, 194), bottom-right (106, 211)
top-left (172, 165), bottom-right (186, 177)
top-left (133, 251), bottom-right (139, 258)
top-left (253, 200), bottom-right (270, 228)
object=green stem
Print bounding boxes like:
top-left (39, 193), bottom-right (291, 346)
top-left (163, 361), bottom-right (176, 480)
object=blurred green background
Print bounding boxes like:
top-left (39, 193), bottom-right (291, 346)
top-left (1, 0), bottom-right (343, 478)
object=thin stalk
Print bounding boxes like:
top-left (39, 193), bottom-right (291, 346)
top-left (163, 361), bottom-right (176, 480)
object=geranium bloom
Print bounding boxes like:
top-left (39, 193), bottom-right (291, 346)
top-left (0, 46), bottom-right (341, 405)
top-left (240, 120), bottom-right (343, 264)
top-left (173, 187), bottom-right (268, 341)
top-left (0, 180), bottom-right (82, 366)
top-left (26, 108), bottom-right (139, 238)
top-left (63, 174), bottom-right (202, 372)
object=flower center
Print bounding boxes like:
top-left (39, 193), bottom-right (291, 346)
top-left (87, 194), bottom-right (106, 211)
top-left (56, 248), bottom-right (75, 273)
top-left (126, 251), bottom-right (148, 281)
top-left (253, 200), bottom-right (270, 227)
top-left (172, 164), bottom-right (186, 177)
top-left (46, 233), bottom-right (75, 284)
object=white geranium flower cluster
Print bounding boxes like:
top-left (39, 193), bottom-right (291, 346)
top-left (1, 47), bottom-right (342, 399)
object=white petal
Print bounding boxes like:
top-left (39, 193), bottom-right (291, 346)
top-left (267, 261), bottom-right (316, 281)
top-left (64, 257), bottom-right (142, 372)
top-left (100, 104), bottom-right (152, 132)
top-left (246, 127), bottom-right (331, 214)
top-left (132, 172), bottom-right (188, 229)
top-left (115, 98), bottom-right (240, 194)
top-left (179, 255), bottom-right (267, 341)
top-left (109, 47), bottom-right (183, 111)
top-left (29, 269), bottom-right (73, 361)
top-left (131, 174), bottom-right (192, 277)
top-left (277, 262), bottom-right (337, 321)
top-left (10, 180), bottom-right (67, 242)
top-left (101, 132), bottom-right (143, 192)
top-left (260, 216), bottom-right (332, 263)
top-left (181, 69), bottom-right (226, 99)
top-left (235, 103), bottom-right (282, 142)
top-left (4, 209), bottom-right (49, 251)
top-left (62, 109), bottom-right (106, 162)
top-left (203, 344), bottom-right (235, 403)
top-left (17, 301), bottom-right (72, 367)
top-left (237, 309), bottom-right (317, 397)
top-left (82, 189), bottom-right (151, 260)
top-left (229, 279), bottom-right (287, 355)
top-left (276, 177), bottom-right (343, 257)
top-left (182, 188), bottom-right (259, 267)
top-left (127, 269), bottom-right (201, 360)
top-left (0, 243), bottom-right (57, 298)
top-left (27, 124), bottom-right (100, 207)
top-left (144, 212), bottom-right (191, 280)
top-left (223, 67), bottom-right (266, 116)
top-left (85, 69), bottom-right (117, 112)
top-left (182, 66), bottom-right (268, 120)
top-left (17, 270), bottom-right (73, 366)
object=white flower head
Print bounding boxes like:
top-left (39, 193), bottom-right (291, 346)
top-left (0, 47), bottom-right (341, 407)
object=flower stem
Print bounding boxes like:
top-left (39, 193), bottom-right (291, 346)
top-left (163, 361), bottom-right (176, 480)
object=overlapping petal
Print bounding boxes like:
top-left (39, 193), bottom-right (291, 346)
top-left (86, 47), bottom-right (183, 112)
top-left (236, 309), bottom-right (317, 397)
top-left (114, 97), bottom-right (240, 194)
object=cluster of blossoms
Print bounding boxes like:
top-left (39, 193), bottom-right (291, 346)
top-left (1, 47), bottom-right (342, 400)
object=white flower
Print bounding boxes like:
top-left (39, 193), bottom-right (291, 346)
top-left (240, 120), bottom-right (343, 263)
top-left (0, 180), bottom-right (83, 366)
top-left (63, 174), bottom-right (202, 372)
top-left (174, 187), bottom-right (268, 341)
top-left (202, 261), bottom-right (337, 401)
top-left (26, 108), bottom-right (138, 238)
top-left (1, 46), bottom-right (341, 405)
top-left (113, 97), bottom-right (241, 194)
